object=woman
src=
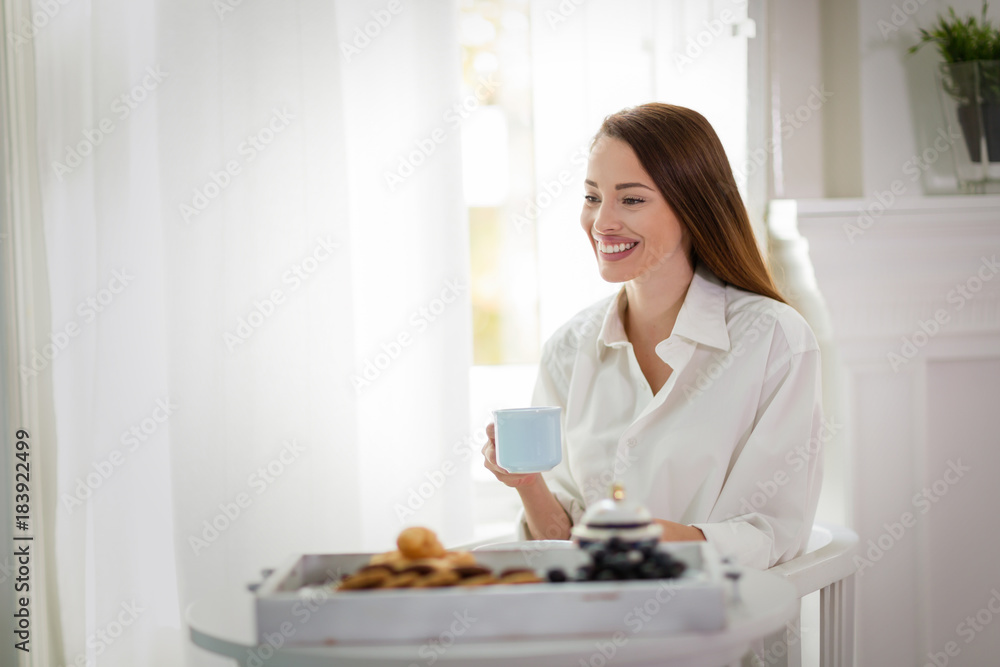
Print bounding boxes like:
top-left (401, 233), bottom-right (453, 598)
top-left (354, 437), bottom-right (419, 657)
top-left (482, 103), bottom-right (823, 569)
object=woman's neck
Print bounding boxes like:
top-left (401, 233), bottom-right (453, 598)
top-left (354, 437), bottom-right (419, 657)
top-left (623, 260), bottom-right (695, 344)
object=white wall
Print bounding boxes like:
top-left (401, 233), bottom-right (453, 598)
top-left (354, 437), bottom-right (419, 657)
top-left (787, 196), bottom-right (1000, 667)
top-left (768, 2), bottom-right (1000, 665)
top-left (856, 0), bottom-right (991, 195)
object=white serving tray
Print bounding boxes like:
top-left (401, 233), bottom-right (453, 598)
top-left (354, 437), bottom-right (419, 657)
top-left (254, 541), bottom-right (728, 646)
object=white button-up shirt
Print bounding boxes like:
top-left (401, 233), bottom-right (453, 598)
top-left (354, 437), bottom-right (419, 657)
top-left (520, 263), bottom-right (824, 569)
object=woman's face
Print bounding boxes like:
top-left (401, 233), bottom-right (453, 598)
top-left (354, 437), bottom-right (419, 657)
top-left (580, 136), bottom-right (691, 284)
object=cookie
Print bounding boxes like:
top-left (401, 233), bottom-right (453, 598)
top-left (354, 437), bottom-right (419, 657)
top-left (443, 550), bottom-right (478, 567)
top-left (411, 570), bottom-right (461, 588)
top-left (458, 574), bottom-right (498, 587)
top-left (499, 567), bottom-right (535, 578)
top-left (337, 568), bottom-right (393, 590)
top-left (397, 526), bottom-right (446, 559)
top-left (498, 571), bottom-right (544, 585)
top-left (369, 550), bottom-right (406, 568)
top-left (420, 557), bottom-right (457, 569)
top-left (381, 571), bottom-right (423, 588)
top-left (453, 565), bottom-right (492, 579)
top-left (396, 563), bottom-right (438, 576)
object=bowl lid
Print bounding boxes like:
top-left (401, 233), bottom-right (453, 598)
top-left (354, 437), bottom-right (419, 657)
top-left (576, 483), bottom-right (653, 529)
top-left (571, 522), bottom-right (663, 543)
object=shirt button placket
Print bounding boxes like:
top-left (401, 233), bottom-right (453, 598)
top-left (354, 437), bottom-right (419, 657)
top-left (612, 437), bottom-right (638, 488)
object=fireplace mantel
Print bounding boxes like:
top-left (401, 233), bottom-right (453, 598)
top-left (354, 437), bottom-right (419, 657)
top-left (771, 196), bottom-right (1000, 346)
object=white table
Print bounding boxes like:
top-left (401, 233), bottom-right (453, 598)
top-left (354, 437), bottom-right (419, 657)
top-left (187, 568), bottom-right (797, 667)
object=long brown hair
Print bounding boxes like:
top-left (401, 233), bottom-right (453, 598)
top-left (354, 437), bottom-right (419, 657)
top-left (593, 103), bottom-right (785, 304)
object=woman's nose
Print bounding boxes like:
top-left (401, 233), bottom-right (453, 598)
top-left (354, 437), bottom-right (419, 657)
top-left (593, 202), bottom-right (621, 232)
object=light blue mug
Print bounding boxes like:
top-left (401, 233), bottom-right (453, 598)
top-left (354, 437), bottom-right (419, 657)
top-left (492, 406), bottom-right (562, 473)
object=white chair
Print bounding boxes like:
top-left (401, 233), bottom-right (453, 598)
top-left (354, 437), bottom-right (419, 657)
top-left (764, 522), bottom-right (858, 667)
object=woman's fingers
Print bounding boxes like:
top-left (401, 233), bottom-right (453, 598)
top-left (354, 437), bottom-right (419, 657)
top-left (482, 422), bottom-right (495, 456)
top-left (482, 442), bottom-right (509, 476)
top-left (481, 420), bottom-right (541, 488)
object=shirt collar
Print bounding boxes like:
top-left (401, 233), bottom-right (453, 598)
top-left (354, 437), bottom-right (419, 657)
top-left (596, 262), bottom-right (731, 356)
top-left (672, 262), bottom-right (731, 351)
top-left (596, 286), bottom-right (630, 351)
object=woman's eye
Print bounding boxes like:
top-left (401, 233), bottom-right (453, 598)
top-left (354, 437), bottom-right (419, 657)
top-left (622, 196), bottom-right (646, 205)
top-left (584, 194), bottom-right (600, 203)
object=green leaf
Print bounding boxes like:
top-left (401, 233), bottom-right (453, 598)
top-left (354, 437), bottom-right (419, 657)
top-left (909, 1), bottom-right (1000, 62)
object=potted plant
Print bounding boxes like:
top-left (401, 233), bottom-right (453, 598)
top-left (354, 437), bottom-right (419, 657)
top-left (910, 1), bottom-right (1000, 163)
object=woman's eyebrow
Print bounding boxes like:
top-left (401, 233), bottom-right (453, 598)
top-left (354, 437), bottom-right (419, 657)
top-left (584, 179), bottom-right (654, 191)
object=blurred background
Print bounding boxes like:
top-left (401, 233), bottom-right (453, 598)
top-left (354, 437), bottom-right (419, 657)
top-left (1, 0), bottom-right (998, 666)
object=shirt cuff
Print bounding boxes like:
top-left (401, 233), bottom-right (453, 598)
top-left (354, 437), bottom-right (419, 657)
top-left (690, 519), bottom-right (775, 570)
top-left (516, 489), bottom-right (586, 540)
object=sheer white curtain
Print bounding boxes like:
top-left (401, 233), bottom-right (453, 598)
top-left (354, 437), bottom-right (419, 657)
top-left (1, 2), bottom-right (64, 665)
top-left (16, 0), bottom-right (472, 665)
top-left (527, 0), bottom-right (752, 338)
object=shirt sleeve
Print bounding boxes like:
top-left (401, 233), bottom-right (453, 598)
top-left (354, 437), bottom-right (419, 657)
top-left (690, 337), bottom-right (824, 570)
top-left (514, 336), bottom-right (588, 541)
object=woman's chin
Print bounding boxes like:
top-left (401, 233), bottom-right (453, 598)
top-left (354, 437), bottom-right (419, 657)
top-left (597, 265), bottom-right (637, 284)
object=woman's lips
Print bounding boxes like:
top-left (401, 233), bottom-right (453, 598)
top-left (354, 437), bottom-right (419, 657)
top-left (596, 240), bottom-right (639, 261)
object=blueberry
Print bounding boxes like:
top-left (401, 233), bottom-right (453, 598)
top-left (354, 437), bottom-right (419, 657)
top-left (604, 552), bottom-right (627, 566)
top-left (547, 568), bottom-right (568, 583)
top-left (637, 562), bottom-right (660, 579)
top-left (652, 552), bottom-right (673, 568)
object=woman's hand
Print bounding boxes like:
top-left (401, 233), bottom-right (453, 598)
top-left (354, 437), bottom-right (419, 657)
top-left (653, 519), bottom-right (706, 541)
top-left (481, 422), bottom-right (543, 489)
top-left (483, 422), bottom-right (572, 540)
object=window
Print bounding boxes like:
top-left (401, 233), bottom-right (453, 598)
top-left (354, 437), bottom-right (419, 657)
top-left (458, 0), bottom-right (757, 537)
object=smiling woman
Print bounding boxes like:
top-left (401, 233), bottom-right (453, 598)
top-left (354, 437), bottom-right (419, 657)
top-left (588, 105), bottom-right (785, 302)
top-left (481, 103), bottom-right (824, 570)
top-left (463, 0), bottom-right (760, 537)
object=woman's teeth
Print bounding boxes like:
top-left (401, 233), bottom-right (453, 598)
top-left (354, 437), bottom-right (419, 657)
top-left (597, 241), bottom-right (638, 254)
